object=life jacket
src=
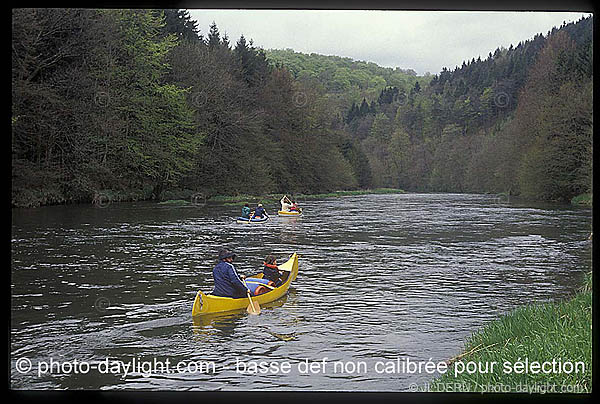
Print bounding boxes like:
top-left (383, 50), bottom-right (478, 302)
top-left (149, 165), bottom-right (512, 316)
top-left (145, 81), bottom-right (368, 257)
top-left (262, 263), bottom-right (282, 284)
top-left (245, 277), bottom-right (275, 295)
top-left (256, 280), bottom-right (276, 295)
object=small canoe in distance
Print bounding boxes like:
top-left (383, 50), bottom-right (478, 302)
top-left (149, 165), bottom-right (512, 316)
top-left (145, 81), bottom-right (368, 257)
top-left (236, 216), bottom-right (269, 223)
top-left (192, 252), bottom-right (299, 316)
top-left (277, 209), bottom-right (302, 217)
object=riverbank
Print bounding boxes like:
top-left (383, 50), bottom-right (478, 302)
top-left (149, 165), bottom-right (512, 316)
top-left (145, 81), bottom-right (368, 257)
top-left (429, 272), bottom-right (592, 393)
top-left (214, 188), bottom-right (405, 205)
top-left (12, 187), bottom-right (405, 208)
top-left (15, 187), bottom-right (591, 209)
top-left (571, 193), bottom-right (592, 206)
top-left (159, 188), bottom-right (406, 206)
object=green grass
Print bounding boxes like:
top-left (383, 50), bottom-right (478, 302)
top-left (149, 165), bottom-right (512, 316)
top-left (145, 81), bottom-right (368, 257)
top-left (571, 193), bottom-right (592, 206)
top-left (430, 272), bottom-right (592, 393)
top-left (157, 199), bottom-right (191, 205)
top-left (295, 188), bottom-right (404, 200)
top-left (209, 194), bottom-right (279, 204)
top-left (208, 188), bottom-right (405, 205)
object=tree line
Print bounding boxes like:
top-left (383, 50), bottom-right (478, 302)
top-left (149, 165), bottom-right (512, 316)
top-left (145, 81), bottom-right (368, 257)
top-left (12, 9), bottom-right (357, 207)
top-left (12, 10), bottom-right (592, 207)
top-left (331, 15), bottom-right (592, 201)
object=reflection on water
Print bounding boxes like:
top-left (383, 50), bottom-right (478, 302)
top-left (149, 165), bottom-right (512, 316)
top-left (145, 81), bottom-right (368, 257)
top-left (11, 194), bottom-right (592, 390)
top-left (192, 294), bottom-right (289, 335)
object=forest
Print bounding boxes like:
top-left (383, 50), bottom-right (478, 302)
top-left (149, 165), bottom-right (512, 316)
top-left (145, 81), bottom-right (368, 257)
top-left (11, 9), bottom-right (593, 207)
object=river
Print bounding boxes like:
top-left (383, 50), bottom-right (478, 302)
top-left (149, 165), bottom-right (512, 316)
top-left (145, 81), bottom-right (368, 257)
top-left (10, 193), bottom-right (592, 390)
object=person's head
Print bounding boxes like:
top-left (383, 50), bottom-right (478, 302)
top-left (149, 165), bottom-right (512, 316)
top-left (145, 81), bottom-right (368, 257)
top-left (264, 254), bottom-right (277, 265)
top-left (244, 203), bottom-right (249, 208)
top-left (258, 203), bottom-right (263, 208)
top-left (218, 249), bottom-right (236, 262)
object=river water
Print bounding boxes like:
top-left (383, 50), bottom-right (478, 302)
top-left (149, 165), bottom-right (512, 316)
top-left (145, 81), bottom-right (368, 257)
top-left (11, 193), bottom-right (592, 391)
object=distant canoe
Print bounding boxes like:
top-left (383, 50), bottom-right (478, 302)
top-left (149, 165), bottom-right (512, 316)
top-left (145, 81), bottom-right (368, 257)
top-left (236, 216), bottom-right (269, 223)
top-left (192, 253), bottom-right (299, 316)
top-left (277, 209), bottom-right (302, 216)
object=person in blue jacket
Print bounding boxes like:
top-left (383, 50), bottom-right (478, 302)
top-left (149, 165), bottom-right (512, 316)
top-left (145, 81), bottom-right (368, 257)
top-left (252, 203), bottom-right (269, 219)
top-left (211, 249), bottom-right (249, 298)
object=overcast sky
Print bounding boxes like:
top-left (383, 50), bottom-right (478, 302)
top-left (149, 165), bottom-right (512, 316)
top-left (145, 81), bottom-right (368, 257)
top-left (186, 10), bottom-right (591, 75)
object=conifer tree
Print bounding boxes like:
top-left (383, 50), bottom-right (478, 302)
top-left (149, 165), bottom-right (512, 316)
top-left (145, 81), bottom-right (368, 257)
top-left (207, 21), bottom-right (221, 50)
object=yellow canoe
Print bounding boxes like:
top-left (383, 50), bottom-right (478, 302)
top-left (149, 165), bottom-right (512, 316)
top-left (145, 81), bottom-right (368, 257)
top-left (277, 210), bottom-right (302, 216)
top-left (192, 252), bottom-right (299, 316)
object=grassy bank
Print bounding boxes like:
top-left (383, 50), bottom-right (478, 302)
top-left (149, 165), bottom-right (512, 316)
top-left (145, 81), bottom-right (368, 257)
top-left (571, 193), bottom-right (592, 206)
top-left (192, 188), bottom-right (406, 206)
top-left (14, 187), bottom-right (405, 208)
top-left (296, 188), bottom-right (405, 199)
top-left (430, 272), bottom-right (592, 393)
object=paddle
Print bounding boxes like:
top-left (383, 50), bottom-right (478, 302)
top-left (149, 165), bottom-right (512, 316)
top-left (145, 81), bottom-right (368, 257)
top-left (285, 196), bottom-right (301, 214)
top-left (261, 209), bottom-right (271, 221)
top-left (243, 279), bottom-right (260, 315)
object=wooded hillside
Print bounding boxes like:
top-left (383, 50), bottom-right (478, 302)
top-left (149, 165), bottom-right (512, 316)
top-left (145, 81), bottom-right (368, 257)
top-left (11, 10), bottom-right (592, 207)
top-left (266, 17), bottom-right (593, 200)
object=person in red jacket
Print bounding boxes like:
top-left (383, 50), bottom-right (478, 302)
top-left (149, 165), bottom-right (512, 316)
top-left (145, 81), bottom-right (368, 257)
top-left (262, 254), bottom-right (283, 287)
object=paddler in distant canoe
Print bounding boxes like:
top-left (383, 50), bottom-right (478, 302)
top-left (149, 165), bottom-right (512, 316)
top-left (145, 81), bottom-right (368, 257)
top-left (250, 203), bottom-right (269, 220)
top-left (240, 203), bottom-right (251, 219)
top-left (280, 195), bottom-right (292, 212)
top-left (211, 249), bottom-right (250, 298)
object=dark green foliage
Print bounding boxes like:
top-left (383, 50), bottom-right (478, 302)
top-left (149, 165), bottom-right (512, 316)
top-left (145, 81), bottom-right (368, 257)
top-left (207, 21), bottom-right (221, 50)
top-left (12, 9), bottom-right (362, 207)
top-left (234, 35), bottom-right (271, 87)
top-left (377, 86), bottom-right (400, 105)
top-left (161, 9), bottom-right (201, 43)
